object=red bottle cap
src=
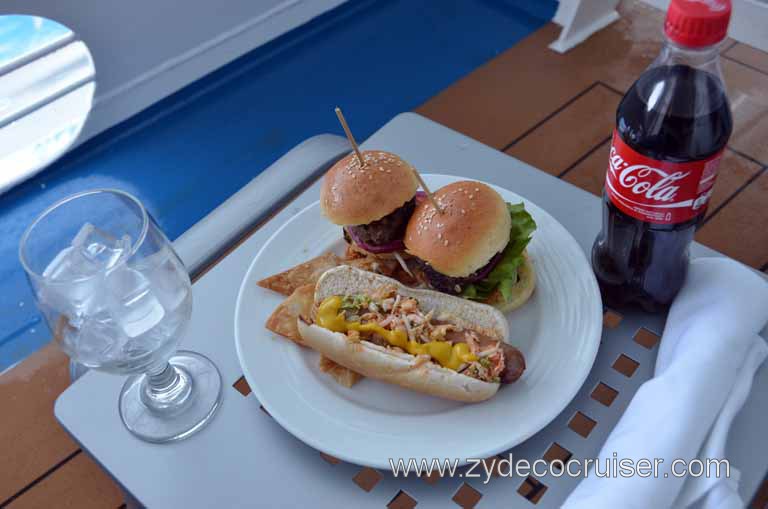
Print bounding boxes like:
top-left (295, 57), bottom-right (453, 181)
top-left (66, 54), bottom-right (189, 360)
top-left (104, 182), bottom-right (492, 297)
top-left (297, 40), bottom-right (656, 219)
top-left (665, 0), bottom-right (731, 48)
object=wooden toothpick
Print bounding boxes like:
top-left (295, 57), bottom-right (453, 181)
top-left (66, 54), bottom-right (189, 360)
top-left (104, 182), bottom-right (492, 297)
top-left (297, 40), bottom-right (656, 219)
top-left (334, 106), bottom-right (441, 213)
top-left (412, 170), bottom-right (442, 213)
top-left (335, 107), bottom-right (364, 168)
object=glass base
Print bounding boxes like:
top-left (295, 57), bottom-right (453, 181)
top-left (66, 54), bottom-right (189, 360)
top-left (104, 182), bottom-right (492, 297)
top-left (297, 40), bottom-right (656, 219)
top-left (119, 351), bottom-right (222, 443)
top-left (69, 359), bottom-right (89, 382)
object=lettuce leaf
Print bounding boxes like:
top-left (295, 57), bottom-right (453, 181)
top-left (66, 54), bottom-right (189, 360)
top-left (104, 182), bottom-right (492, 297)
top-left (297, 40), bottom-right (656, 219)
top-left (340, 294), bottom-right (370, 313)
top-left (461, 203), bottom-right (536, 302)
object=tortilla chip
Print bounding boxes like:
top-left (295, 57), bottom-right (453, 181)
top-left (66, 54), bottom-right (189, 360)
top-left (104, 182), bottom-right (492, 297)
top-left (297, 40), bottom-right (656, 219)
top-left (344, 244), bottom-right (366, 260)
top-left (344, 255), bottom-right (398, 277)
top-left (319, 355), bottom-right (363, 388)
top-left (262, 249), bottom-right (405, 387)
top-left (265, 284), bottom-right (315, 343)
top-left (258, 252), bottom-right (341, 296)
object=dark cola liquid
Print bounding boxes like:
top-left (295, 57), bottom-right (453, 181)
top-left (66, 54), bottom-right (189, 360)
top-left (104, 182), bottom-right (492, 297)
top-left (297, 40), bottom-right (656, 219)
top-left (593, 64), bottom-right (732, 312)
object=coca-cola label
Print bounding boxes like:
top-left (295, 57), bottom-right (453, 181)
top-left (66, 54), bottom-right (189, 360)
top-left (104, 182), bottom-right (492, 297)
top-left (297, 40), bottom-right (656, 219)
top-left (604, 130), bottom-right (724, 224)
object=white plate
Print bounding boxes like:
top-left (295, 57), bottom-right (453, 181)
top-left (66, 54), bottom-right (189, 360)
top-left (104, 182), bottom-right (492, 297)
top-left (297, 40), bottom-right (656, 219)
top-left (235, 174), bottom-right (602, 468)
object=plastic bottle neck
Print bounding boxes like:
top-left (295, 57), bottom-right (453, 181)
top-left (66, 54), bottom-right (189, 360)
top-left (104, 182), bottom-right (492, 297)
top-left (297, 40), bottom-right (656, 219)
top-left (656, 36), bottom-right (723, 71)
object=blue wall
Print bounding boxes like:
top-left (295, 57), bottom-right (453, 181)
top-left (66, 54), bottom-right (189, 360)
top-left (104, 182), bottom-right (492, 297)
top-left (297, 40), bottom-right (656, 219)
top-left (0, 0), bottom-right (556, 370)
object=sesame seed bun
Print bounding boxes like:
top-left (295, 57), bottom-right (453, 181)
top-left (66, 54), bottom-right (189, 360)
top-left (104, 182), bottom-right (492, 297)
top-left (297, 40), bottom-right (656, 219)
top-left (404, 181), bottom-right (511, 277)
top-left (320, 151), bottom-right (419, 226)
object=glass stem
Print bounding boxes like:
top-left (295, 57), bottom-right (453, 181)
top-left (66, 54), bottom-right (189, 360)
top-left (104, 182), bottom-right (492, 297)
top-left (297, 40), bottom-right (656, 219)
top-left (141, 361), bottom-right (194, 413)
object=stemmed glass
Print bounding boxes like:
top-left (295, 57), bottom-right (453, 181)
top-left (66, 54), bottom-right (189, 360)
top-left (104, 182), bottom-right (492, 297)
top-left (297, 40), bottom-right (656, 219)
top-left (19, 189), bottom-right (222, 443)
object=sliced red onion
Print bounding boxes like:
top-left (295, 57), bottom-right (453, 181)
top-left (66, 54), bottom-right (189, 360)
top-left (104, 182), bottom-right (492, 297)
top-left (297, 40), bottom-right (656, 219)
top-left (345, 227), bottom-right (405, 254)
top-left (415, 190), bottom-right (427, 204)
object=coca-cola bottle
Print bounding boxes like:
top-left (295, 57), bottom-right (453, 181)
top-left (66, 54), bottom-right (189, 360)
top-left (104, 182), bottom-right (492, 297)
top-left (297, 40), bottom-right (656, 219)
top-left (592, 0), bottom-right (733, 312)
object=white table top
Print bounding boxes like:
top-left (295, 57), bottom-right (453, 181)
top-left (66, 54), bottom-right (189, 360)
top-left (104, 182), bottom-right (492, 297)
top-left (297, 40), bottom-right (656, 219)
top-left (56, 113), bottom-right (768, 508)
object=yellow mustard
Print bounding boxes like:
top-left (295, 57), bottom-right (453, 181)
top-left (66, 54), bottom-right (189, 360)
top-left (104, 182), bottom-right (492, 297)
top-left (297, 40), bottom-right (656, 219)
top-left (316, 296), bottom-right (477, 371)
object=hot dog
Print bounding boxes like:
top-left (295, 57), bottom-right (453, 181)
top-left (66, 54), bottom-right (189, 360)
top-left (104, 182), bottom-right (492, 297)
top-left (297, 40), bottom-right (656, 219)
top-left (297, 266), bottom-right (526, 402)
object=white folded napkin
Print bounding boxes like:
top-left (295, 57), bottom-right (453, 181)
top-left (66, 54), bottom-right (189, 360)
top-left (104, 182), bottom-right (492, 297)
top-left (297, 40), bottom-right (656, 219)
top-left (564, 257), bottom-right (768, 509)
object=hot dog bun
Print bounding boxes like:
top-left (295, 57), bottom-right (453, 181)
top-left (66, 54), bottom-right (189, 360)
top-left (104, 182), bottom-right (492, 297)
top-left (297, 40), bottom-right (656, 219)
top-left (297, 266), bottom-right (510, 402)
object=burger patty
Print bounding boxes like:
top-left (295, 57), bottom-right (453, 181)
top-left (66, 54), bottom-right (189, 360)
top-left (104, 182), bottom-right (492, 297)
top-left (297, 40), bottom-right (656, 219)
top-left (346, 197), bottom-right (416, 246)
top-left (415, 255), bottom-right (502, 295)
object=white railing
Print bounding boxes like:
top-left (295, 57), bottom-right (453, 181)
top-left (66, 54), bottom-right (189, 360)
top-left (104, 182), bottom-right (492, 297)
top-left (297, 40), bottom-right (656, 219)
top-left (552, 0), bottom-right (768, 53)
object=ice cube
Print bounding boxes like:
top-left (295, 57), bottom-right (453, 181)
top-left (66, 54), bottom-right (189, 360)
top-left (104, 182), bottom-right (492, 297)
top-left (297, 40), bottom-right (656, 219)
top-left (40, 223), bottom-right (130, 333)
top-left (105, 267), bottom-right (165, 338)
top-left (66, 310), bottom-right (124, 367)
top-left (73, 223), bottom-right (130, 270)
top-left (41, 245), bottom-right (102, 326)
top-left (43, 245), bottom-right (96, 280)
top-left (145, 246), bottom-right (189, 311)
